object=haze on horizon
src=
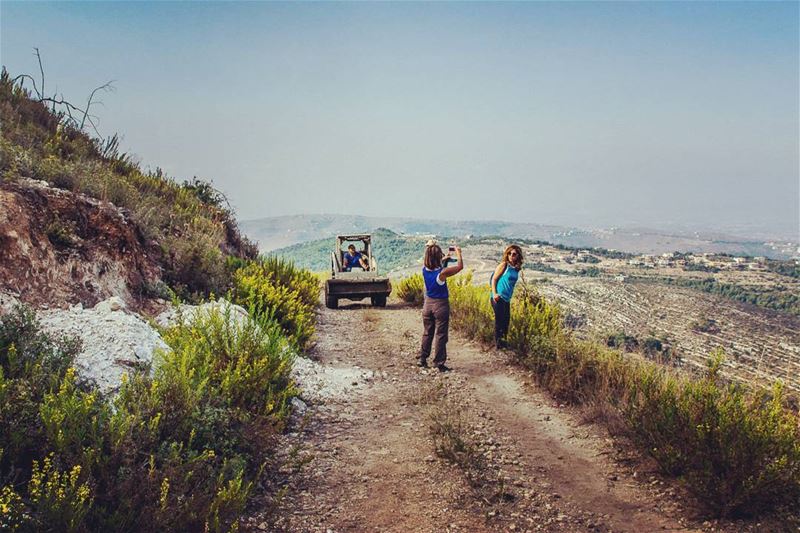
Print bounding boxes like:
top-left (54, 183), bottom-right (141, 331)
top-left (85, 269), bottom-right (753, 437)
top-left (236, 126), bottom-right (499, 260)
top-left (2, 2), bottom-right (798, 239)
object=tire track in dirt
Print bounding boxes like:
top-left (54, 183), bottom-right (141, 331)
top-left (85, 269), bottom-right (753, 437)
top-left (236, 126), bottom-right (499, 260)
top-left (256, 302), bottom-right (770, 532)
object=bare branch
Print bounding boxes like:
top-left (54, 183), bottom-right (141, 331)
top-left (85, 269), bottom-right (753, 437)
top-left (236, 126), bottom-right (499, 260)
top-left (11, 74), bottom-right (41, 99)
top-left (80, 80), bottom-right (115, 131)
top-left (60, 92), bottom-right (75, 122)
top-left (13, 49), bottom-right (116, 140)
top-left (33, 48), bottom-right (48, 110)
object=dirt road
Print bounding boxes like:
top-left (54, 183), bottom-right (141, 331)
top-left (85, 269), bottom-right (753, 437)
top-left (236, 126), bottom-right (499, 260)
top-left (255, 301), bottom-right (765, 533)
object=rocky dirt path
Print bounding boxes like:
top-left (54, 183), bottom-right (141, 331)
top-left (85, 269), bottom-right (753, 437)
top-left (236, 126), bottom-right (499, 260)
top-left (251, 302), bottom-right (767, 533)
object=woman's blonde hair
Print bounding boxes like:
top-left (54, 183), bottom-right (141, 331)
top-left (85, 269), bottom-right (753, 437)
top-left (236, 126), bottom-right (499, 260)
top-left (503, 244), bottom-right (524, 268)
top-left (424, 244), bottom-right (444, 270)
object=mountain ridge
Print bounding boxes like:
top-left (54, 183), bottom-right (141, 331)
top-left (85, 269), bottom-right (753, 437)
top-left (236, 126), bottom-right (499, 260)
top-left (242, 214), bottom-right (797, 259)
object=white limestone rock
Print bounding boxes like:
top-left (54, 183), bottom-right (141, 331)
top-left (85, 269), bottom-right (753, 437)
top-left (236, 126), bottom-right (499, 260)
top-left (155, 298), bottom-right (251, 329)
top-left (38, 297), bottom-right (167, 395)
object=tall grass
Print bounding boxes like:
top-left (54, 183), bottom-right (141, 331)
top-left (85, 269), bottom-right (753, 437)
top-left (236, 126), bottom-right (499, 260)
top-left (447, 272), bottom-right (800, 517)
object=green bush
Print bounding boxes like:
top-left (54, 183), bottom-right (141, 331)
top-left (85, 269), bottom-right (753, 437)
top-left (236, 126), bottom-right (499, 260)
top-left (232, 257), bottom-right (319, 349)
top-left (448, 272), bottom-right (496, 344)
top-left (446, 272), bottom-right (800, 517)
top-left (160, 303), bottom-right (297, 421)
top-left (448, 272), bottom-right (561, 358)
top-left (0, 304), bottom-right (298, 531)
top-left (625, 353), bottom-right (800, 516)
top-left (396, 274), bottom-right (424, 306)
top-left (0, 306), bottom-right (80, 479)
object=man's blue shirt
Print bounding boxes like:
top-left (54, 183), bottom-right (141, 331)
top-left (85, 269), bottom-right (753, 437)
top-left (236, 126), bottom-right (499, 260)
top-left (344, 251), bottom-right (363, 270)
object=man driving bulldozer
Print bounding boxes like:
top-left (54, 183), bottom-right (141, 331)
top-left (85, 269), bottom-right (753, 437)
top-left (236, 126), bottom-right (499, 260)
top-left (343, 244), bottom-right (369, 271)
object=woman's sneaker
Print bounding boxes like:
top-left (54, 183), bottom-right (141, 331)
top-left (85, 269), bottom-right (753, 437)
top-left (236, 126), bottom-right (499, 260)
top-left (417, 359), bottom-right (429, 368)
top-left (436, 364), bottom-right (451, 373)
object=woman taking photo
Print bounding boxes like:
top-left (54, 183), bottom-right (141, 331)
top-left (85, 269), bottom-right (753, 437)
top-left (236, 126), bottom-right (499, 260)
top-left (490, 244), bottom-right (524, 349)
top-left (418, 242), bottom-right (463, 372)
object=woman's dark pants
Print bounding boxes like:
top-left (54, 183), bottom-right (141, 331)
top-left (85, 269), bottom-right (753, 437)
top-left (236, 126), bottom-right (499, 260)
top-left (419, 298), bottom-right (450, 365)
top-left (491, 297), bottom-right (511, 348)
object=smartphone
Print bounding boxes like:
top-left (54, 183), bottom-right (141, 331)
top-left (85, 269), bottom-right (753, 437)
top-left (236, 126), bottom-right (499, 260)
top-left (448, 246), bottom-right (456, 252)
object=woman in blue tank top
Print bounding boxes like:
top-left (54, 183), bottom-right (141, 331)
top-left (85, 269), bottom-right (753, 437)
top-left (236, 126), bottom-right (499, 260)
top-left (418, 242), bottom-right (463, 371)
top-left (490, 244), bottom-right (524, 349)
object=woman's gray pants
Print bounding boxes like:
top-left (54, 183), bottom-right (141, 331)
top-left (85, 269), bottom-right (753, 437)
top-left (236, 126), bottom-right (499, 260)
top-left (420, 297), bottom-right (450, 365)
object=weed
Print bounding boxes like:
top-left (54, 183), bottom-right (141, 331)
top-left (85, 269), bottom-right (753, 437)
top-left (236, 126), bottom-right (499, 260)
top-left (1, 69), bottom-right (257, 301)
top-left (427, 397), bottom-right (512, 505)
top-left (446, 272), bottom-right (800, 517)
top-left (0, 301), bottom-right (301, 531)
top-left (232, 257), bottom-right (319, 349)
top-left (396, 274), bottom-right (425, 306)
top-left (45, 217), bottom-right (76, 248)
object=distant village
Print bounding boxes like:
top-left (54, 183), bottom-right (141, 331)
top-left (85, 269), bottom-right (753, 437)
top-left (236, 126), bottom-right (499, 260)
top-left (524, 243), bottom-right (799, 273)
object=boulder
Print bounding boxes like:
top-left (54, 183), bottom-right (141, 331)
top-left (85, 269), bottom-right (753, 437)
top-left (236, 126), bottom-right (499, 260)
top-left (38, 297), bottom-right (167, 395)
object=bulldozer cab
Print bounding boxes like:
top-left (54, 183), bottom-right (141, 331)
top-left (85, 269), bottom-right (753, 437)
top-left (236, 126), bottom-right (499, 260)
top-left (332, 234), bottom-right (378, 278)
top-left (325, 233), bottom-right (391, 308)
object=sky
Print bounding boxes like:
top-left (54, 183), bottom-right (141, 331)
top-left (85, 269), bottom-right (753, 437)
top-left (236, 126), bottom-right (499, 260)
top-left (2, 1), bottom-right (798, 238)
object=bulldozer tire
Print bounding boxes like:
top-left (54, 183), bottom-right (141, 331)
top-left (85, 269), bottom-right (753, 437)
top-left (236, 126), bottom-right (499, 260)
top-left (324, 284), bottom-right (338, 309)
top-left (325, 293), bottom-right (338, 309)
top-left (371, 295), bottom-right (387, 307)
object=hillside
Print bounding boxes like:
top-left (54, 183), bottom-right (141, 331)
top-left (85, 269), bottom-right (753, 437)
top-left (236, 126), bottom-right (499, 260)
top-left (241, 214), bottom-right (566, 251)
top-left (0, 68), bottom-right (256, 306)
top-left (2, 66), bottom-right (798, 533)
top-left (243, 214), bottom-right (797, 259)
top-left (0, 68), bottom-right (322, 532)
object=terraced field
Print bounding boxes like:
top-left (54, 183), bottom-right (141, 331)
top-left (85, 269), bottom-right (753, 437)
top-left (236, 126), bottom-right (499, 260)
top-left (536, 278), bottom-right (800, 392)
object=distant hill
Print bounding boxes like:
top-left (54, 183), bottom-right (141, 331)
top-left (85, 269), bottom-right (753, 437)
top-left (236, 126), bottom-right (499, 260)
top-left (239, 214), bottom-right (564, 252)
top-left (242, 214), bottom-right (797, 259)
top-left (273, 228), bottom-right (428, 273)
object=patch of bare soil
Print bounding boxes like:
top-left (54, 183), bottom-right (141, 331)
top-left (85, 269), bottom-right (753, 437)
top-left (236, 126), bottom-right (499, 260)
top-left (0, 178), bottom-right (162, 310)
top-left (249, 301), bottom-right (786, 532)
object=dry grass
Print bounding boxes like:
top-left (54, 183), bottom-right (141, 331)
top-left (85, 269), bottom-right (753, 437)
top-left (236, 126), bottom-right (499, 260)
top-left (362, 309), bottom-right (380, 332)
top-left (426, 394), bottom-right (513, 506)
top-left (447, 271), bottom-right (800, 518)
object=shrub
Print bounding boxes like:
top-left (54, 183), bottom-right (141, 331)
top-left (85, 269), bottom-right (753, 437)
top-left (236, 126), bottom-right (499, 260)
top-left (39, 368), bottom-right (107, 470)
top-left (448, 272), bottom-right (495, 344)
top-left (625, 353), bottom-right (800, 516)
top-left (607, 331), bottom-right (639, 352)
top-left (396, 274), bottom-right (424, 306)
top-left (446, 272), bottom-right (800, 517)
top-left (691, 317), bottom-right (719, 334)
top-left (162, 231), bottom-right (230, 302)
top-left (448, 272), bottom-right (561, 357)
top-left (45, 217), bottom-right (76, 248)
top-left (233, 257), bottom-right (318, 349)
top-left (0, 303), bottom-right (298, 531)
top-left (159, 303), bottom-right (297, 421)
top-left (27, 453), bottom-right (93, 532)
top-left (0, 306), bottom-right (80, 480)
top-left (642, 337), bottom-right (663, 355)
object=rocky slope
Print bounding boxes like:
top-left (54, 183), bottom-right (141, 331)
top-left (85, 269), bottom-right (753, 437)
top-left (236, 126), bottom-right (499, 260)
top-left (0, 178), bottom-right (162, 310)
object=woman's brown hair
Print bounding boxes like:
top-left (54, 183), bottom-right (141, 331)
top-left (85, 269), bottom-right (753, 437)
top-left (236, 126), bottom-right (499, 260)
top-left (502, 244), bottom-right (524, 268)
top-left (424, 244), bottom-right (444, 269)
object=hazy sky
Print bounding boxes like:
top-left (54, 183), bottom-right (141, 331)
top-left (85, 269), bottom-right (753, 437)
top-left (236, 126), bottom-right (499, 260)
top-left (2, 1), bottom-right (798, 238)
